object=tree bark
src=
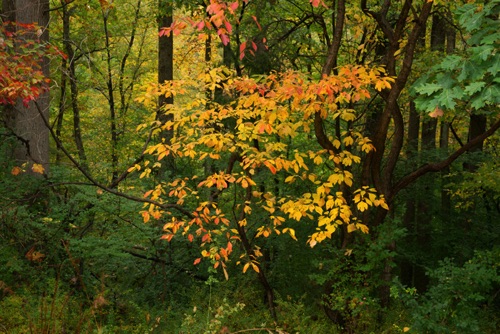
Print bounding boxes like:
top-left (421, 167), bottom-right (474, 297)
top-left (157, 0), bottom-right (174, 173)
top-left (2, 0), bottom-right (50, 174)
top-left (63, 2), bottom-right (89, 173)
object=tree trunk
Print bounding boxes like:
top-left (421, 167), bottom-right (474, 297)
top-left (63, 2), bottom-right (89, 173)
top-left (157, 0), bottom-right (174, 173)
top-left (2, 0), bottom-right (50, 175)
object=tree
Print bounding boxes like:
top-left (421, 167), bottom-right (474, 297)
top-left (1, 0), bottom-right (50, 175)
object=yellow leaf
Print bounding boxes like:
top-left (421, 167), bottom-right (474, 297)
top-left (343, 136), bottom-right (354, 146)
top-left (32, 163), bottom-right (45, 174)
top-left (357, 223), bottom-right (369, 234)
top-left (403, 327), bottom-right (410, 332)
top-left (347, 224), bottom-right (356, 233)
top-left (357, 201), bottom-right (369, 212)
top-left (243, 262), bottom-right (250, 273)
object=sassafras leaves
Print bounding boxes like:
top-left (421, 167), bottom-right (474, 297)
top-left (133, 66), bottom-right (392, 272)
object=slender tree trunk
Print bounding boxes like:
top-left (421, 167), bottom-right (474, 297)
top-left (440, 120), bottom-right (451, 217)
top-left (55, 47), bottom-right (67, 165)
top-left (157, 0), bottom-right (174, 173)
top-left (102, 7), bottom-right (119, 183)
top-left (64, 2), bottom-right (89, 173)
top-left (464, 114), bottom-right (487, 172)
top-left (440, 10), bottom-right (455, 218)
top-left (400, 100), bottom-right (420, 287)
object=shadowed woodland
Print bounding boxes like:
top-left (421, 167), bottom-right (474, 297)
top-left (1, 0), bottom-right (499, 333)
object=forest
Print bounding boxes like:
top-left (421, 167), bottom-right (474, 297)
top-left (0, 0), bottom-right (499, 333)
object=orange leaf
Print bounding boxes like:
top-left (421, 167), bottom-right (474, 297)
top-left (11, 166), bottom-right (22, 175)
top-left (193, 258), bottom-right (201, 265)
top-left (264, 161), bottom-right (276, 174)
top-left (429, 106), bottom-right (444, 118)
top-left (251, 16), bottom-right (261, 30)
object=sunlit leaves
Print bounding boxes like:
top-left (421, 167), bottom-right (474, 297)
top-left (31, 163), bottom-right (45, 174)
top-left (131, 65), bottom-right (392, 271)
top-left (0, 22), bottom-right (61, 106)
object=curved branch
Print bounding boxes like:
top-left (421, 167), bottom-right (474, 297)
top-left (34, 101), bottom-right (194, 219)
top-left (315, 0), bottom-right (345, 153)
top-left (390, 117), bottom-right (500, 201)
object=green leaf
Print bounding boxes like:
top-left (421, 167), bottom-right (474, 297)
top-left (415, 83), bottom-right (442, 96)
top-left (487, 54), bottom-right (500, 76)
top-left (457, 4), bottom-right (484, 32)
top-left (437, 55), bottom-right (463, 71)
top-left (438, 87), bottom-right (464, 110)
top-left (464, 82), bottom-right (486, 96)
top-left (458, 60), bottom-right (487, 82)
top-left (470, 85), bottom-right (500, 110)
top-left (480, 32), bottom-right (500, 46)
top-left (471, 45), bottom-right (495, 62)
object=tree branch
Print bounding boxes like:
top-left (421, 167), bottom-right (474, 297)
top-left (390, 117), bottom-right (500, 201)
top-left (34, 101), bottom-right (194, 219)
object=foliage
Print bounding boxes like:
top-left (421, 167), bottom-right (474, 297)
top-left (393, 249), bottom-right (500, 333)
top-left (133, 66), bottom-right (392, 275)
top-left (0, 21), bottom-right (60, 106)
top-left (1, 0), bottom-right (499, 332)
top-left (413, 0), bottom-right (500, 115)
top-left (309, 220), bottom-right (407, 332)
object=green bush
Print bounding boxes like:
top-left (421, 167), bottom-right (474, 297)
top-left (394, 249), bottom-right (499, 333)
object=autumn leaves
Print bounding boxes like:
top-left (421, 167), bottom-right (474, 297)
top-left (129, 65), bottom-right (393, 274)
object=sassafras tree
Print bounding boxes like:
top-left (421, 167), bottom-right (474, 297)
top-left (132, 65), bottom-right (392, 275)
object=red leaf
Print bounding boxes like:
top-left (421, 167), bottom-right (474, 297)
top-left (220, 33), bottom-right (230, 46)
top-left (224, 20), bottom-right (232, 34)
top-left (239, 42), bottom-right (246, 60)
top-left (252, 16), bottom-right (261, 30)
top-left (229, 1), bottom-right (239, 12)
top-left (159, 27), bottom-right (171, 37)
top-left (252, 41), bottom-right (258, 51)
top-left (310, 0), bottom-right (327, 7)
